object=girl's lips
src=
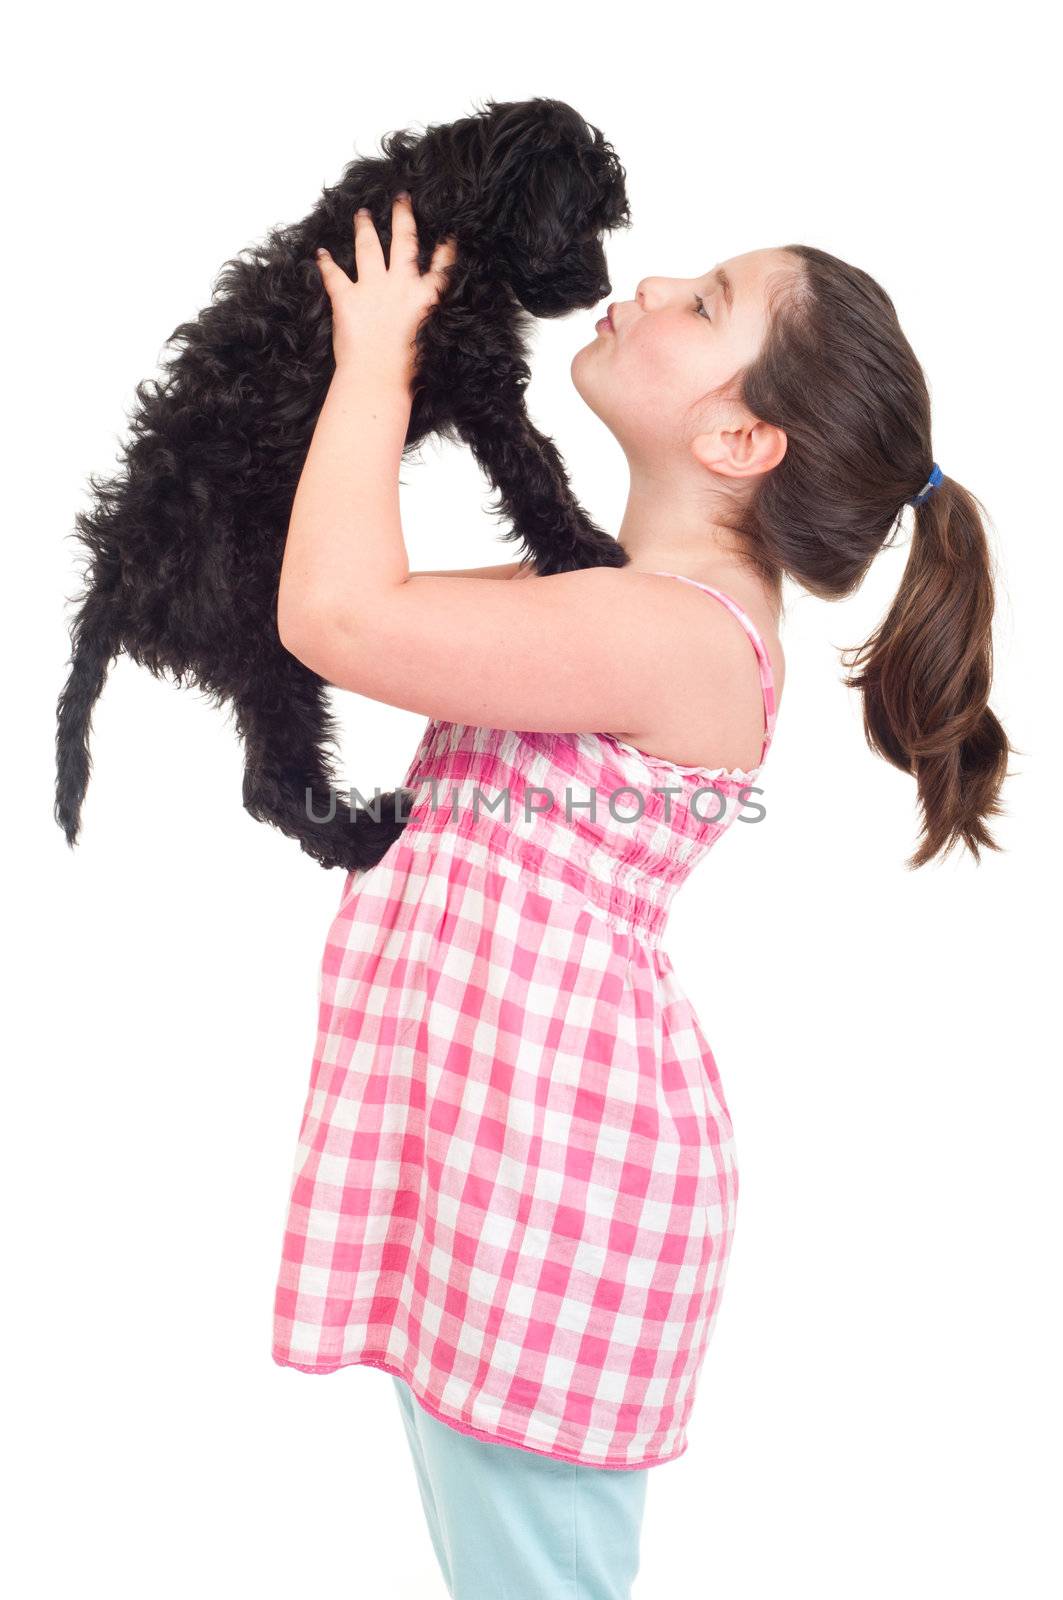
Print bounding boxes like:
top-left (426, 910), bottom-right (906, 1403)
top-left (595, 314), bottom-right (613, 333)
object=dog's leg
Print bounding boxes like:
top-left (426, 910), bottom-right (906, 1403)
top-left (467, 398), bottom-right (628, 574)
top-left (414, 378), bottom-right (628, 576)
top-left (227, 642), bottom-right (413, 872)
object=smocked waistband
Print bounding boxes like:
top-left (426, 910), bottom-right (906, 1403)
top-left (402, 804), bottom-right (674, 946)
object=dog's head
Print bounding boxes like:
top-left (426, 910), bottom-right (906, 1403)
top-left (391, 97), bottom-right (632, 319)
top-left (472, 98), bottom-right (632, 317)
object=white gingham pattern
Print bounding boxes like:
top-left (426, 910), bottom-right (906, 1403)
top-left (272, 577), bottom-right (778, 1469)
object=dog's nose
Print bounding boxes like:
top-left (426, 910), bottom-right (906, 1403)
top-left (596, 280), bottom-right (611, 299)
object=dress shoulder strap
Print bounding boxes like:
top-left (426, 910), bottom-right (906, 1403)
top-left (649, 571), bottom-right (778, 768)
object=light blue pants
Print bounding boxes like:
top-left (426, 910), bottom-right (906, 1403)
top-left (391, 1374), bottom-right (649, 1599)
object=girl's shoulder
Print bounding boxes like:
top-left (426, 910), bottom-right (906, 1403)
top-left (609, 569), bottom-right (784, 774)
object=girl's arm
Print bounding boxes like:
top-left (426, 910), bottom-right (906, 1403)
top-left (275, 359), bottom-right (750, 743)
top-left (409, 561), bottom-right (533, 580)
top-left (278, 198), bottom-right (754, 751)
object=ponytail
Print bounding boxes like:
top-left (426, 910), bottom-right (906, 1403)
top-left (842, 475), bottom-right (1013, 868)
top-left (721, 243), bottom-right (1016, 868)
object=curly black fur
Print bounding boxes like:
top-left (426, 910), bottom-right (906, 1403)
top-left (55, 96), bottom-right (632, 872)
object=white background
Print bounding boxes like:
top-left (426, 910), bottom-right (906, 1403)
top-left (8, 2), bottom-right (1058, 1595)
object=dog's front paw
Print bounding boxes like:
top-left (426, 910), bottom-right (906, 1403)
top-left (533, 531), bottom-right (630, 575)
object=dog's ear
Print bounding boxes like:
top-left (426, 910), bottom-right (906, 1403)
top-left (495, 157), bottom-right (574, 273)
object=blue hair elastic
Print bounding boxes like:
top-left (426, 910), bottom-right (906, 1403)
top-left (908, 462), bottom-right (943, 507)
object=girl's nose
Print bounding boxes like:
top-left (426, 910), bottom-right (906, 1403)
top-left (634, 277), bottom-right (674, 311)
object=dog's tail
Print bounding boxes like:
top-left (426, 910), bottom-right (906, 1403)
top-left (54, 583), bottom-right (122, 848)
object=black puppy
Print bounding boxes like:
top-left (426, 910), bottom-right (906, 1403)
top-left (54, 96), bottom-right (632, 873)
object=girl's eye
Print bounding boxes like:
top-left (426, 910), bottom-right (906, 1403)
top-left (693, 293), bottom-right (712, 322)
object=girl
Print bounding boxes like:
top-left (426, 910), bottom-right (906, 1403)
top-left (271, 196), bottom-right (1011, 1599)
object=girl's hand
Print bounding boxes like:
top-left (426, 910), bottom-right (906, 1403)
top-left (314, 194), bottom-right (457, 386)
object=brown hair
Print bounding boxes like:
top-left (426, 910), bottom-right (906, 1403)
top-left (709, 244), bottom-right (1014, 869)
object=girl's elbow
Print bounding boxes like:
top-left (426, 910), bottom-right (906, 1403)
top-left (277, 602), bottom-right (333, 668)
top-left (278, 606), bottom-right (371, 689)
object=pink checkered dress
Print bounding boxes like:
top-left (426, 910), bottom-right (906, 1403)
top-left (272, 573), bottom-right (778, 1470)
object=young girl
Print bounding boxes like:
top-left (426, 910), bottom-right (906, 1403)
top-left (271, 197), bottom-right (1011, 1598)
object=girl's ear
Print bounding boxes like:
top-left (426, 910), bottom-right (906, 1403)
top-left (689, 416), bottom-right (788, 481)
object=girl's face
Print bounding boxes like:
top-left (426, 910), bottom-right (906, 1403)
top-left (571, 247), bottom-right (796, 480)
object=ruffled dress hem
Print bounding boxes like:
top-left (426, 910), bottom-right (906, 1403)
top-left (270, 1350), bottom-right (688, 1471)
